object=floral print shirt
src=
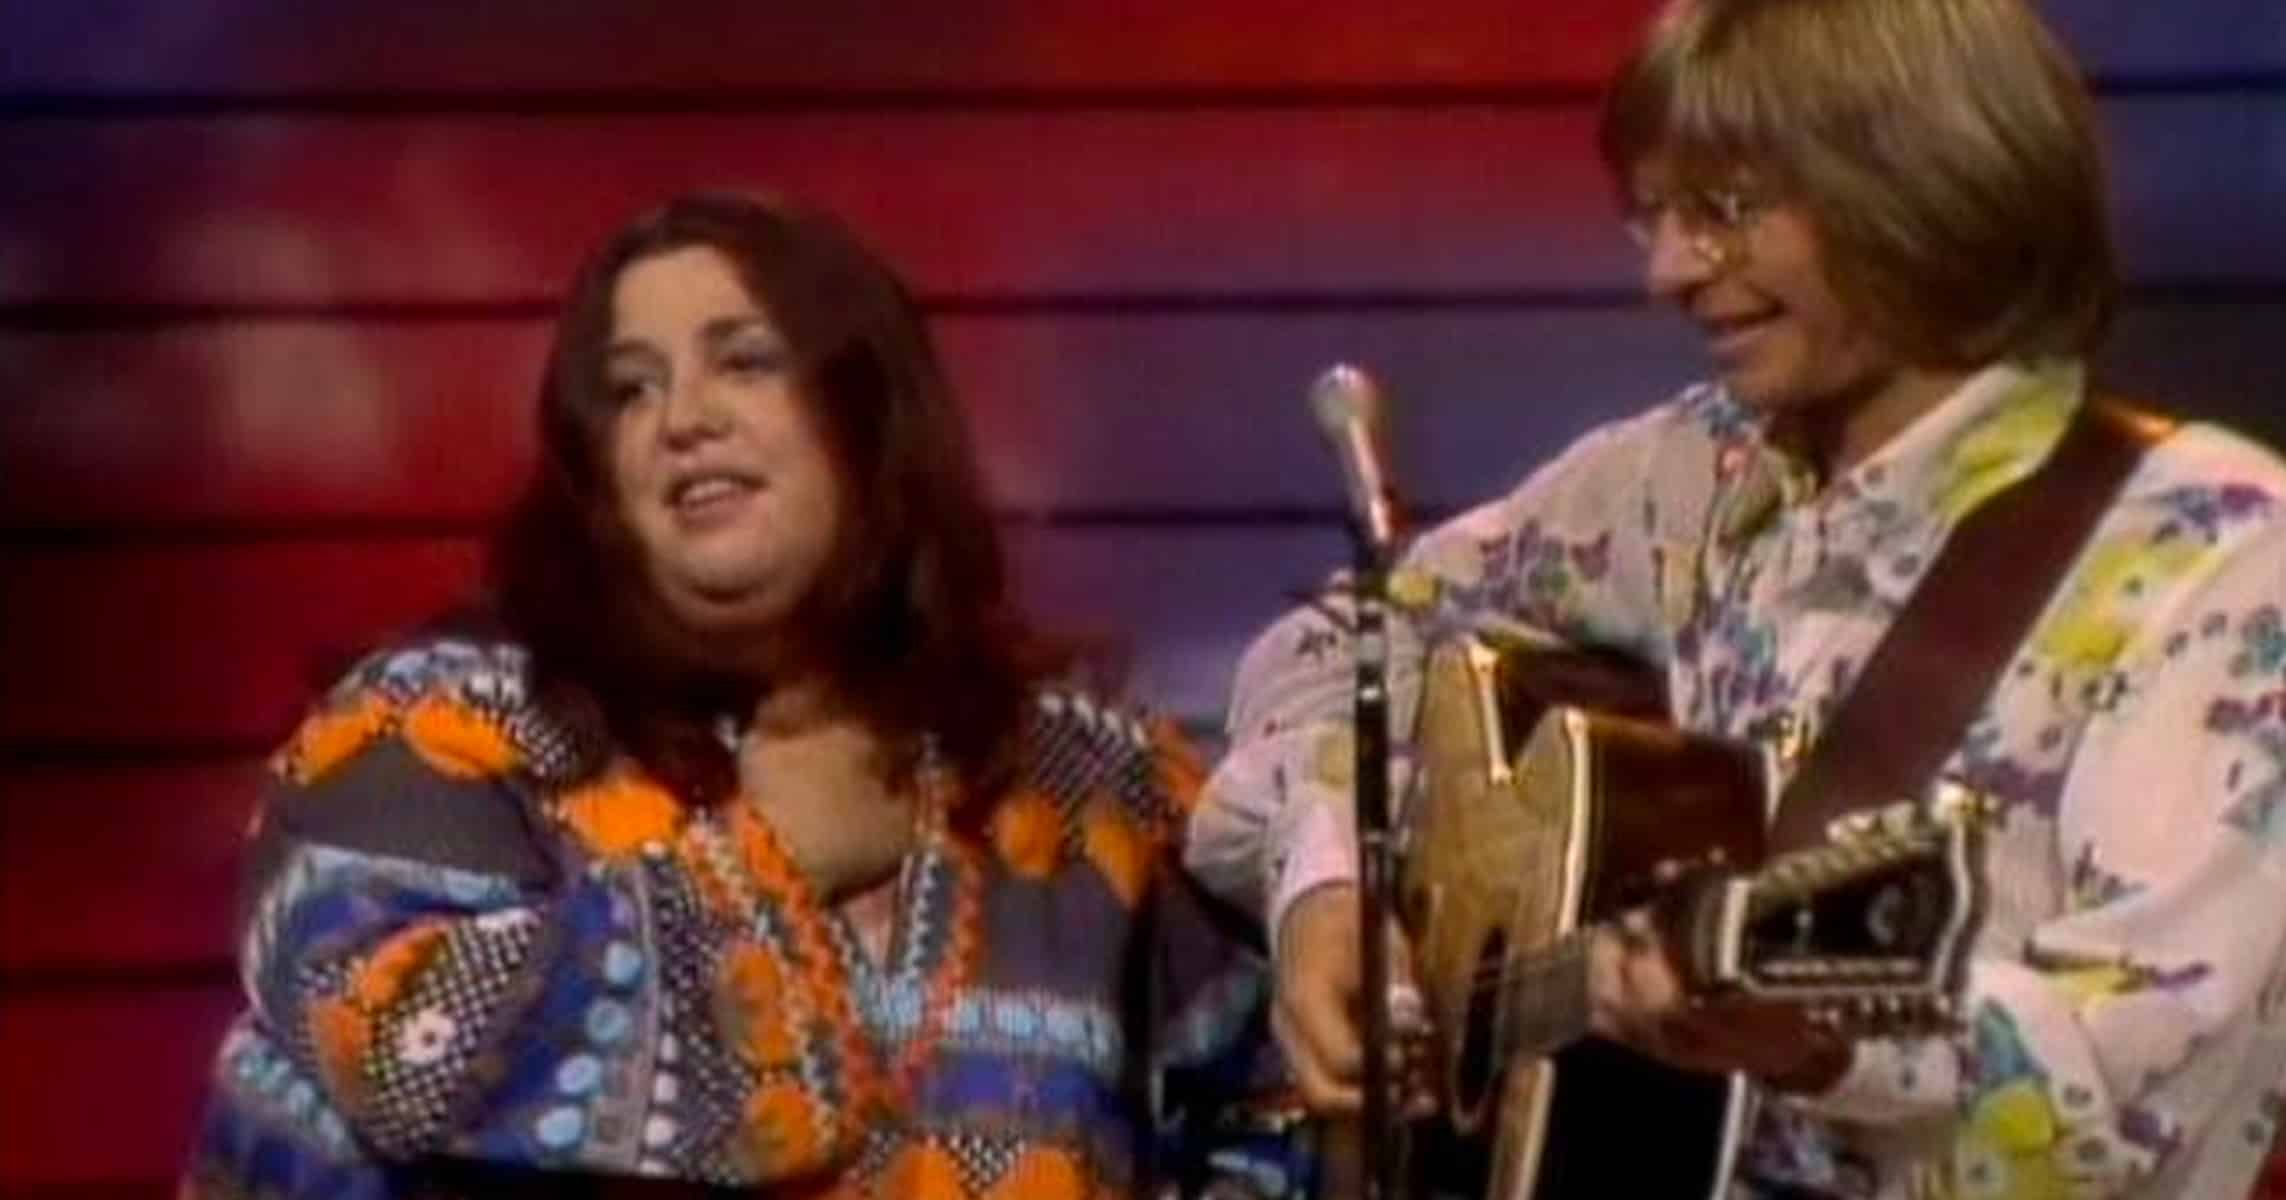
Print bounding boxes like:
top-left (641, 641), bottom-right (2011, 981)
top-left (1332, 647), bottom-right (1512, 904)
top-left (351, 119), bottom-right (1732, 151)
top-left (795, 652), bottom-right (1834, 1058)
top-left (1186, 361), bottom-right (2286, 1198)
top-left (185, 635), bottom-right (1278, 1200)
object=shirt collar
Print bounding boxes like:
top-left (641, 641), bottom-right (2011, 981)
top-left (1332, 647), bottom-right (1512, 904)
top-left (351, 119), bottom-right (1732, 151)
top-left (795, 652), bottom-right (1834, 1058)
top-left (1712, 359), bottom-right (2086, 548)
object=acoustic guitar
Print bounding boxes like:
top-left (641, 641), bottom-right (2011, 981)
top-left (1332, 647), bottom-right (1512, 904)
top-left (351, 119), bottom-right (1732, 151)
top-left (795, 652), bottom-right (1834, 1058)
top-left (1389, 635), bottom-right (1986, 1200)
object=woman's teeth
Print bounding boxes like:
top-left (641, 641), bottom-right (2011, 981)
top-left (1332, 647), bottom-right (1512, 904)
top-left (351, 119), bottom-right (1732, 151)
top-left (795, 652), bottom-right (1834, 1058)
top-left (672, 476), bottom-right (756, 510)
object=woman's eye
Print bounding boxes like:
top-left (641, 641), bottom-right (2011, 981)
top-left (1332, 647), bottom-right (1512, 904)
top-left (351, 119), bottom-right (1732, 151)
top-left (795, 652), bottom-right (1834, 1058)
top-left (720, 346), bottom-right (787, 378)
top-left (608, 376), bottom-right (658, 407)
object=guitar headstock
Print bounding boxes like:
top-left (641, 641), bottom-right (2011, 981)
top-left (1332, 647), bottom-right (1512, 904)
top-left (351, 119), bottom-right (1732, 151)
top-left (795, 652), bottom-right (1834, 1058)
top-left (1680, 786), bottom-right (1991, 1039)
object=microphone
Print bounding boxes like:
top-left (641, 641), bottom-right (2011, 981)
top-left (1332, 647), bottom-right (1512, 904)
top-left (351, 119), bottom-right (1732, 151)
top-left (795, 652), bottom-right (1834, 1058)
top-left (1311, 360), bottom-right (1409, 1200)
top-left (1309, 363), bottom-right (1402, 559)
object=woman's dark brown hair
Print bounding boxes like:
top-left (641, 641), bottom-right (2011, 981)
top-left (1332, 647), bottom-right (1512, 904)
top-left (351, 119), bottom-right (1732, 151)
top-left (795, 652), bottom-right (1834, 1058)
top-left (488, 191), bottom-right (1064, 815)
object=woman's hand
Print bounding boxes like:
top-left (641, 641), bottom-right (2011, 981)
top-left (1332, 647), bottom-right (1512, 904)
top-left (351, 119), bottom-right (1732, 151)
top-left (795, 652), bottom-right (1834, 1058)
top-left (738, 716), bottom-right (914, 899)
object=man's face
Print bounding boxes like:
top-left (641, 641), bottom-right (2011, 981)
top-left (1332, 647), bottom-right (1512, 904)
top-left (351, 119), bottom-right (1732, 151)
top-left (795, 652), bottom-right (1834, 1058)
top-left (1629, 154), bottom-right (1906, 417)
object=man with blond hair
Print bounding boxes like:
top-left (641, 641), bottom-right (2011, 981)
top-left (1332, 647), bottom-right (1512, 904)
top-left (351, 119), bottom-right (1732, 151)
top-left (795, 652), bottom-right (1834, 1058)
top-left (1187, 0), bottom-right (2286, 1195)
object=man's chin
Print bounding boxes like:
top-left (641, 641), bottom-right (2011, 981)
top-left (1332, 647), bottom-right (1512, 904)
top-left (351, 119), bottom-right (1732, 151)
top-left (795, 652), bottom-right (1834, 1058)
top-left (1720, 367), bottom-right (1814, 416)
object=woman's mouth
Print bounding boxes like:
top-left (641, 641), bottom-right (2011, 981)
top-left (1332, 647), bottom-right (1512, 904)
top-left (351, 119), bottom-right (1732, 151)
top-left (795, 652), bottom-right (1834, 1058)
top-left (667, 472), bottom-right (762, 525)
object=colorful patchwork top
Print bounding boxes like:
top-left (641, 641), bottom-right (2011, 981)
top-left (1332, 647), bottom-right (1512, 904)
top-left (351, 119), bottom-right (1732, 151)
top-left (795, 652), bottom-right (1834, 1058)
top-left (1188, 361), bottom-right (2286, 1198)
top-left (184, 635), bottom-right (1276, 1200)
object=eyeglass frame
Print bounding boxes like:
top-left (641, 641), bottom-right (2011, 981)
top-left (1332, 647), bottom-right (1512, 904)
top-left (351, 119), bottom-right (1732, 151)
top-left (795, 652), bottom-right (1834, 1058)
top-left (1620, 186), bottom-right (1774, 268)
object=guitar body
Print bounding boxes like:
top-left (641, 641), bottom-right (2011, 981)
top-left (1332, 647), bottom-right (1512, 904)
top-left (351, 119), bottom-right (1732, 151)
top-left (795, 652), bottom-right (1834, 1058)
top-left (1396, 638), bottom-right (1769, 1200)
top-left (1393, 635), bottom-right (1982, 1200)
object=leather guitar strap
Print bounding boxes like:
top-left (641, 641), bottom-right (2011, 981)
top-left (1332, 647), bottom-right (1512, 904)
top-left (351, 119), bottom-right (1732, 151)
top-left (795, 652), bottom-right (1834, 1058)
top-left (1768, 398), bottom-right (2172, 853)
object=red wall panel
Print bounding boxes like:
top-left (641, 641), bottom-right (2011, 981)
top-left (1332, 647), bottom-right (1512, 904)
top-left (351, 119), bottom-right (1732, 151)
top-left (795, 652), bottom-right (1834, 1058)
top-left (0, 1), bottom-right (1665, 95)
top-left (0, 539), bottom-right (485, 747)
top-left (0, 528), bottom-right (1343, 749)
top-left (4, 0), bottom-right (2275, 95)
top-left (0, 762), bottom-right (260, 973)
top-left (0, 985), bottom-right (239, 1185)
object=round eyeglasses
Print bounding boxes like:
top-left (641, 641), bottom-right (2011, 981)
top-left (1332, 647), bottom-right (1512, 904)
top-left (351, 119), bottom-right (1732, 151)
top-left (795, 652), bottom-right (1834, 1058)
top-left (1621, 187), bottom-right (1771, 267)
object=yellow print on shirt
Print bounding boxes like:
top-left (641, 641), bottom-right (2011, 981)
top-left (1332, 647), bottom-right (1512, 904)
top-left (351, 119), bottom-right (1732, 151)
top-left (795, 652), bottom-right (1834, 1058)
top-left (1934, 369), bottom-right (2076, 524)
top-left (2032, 535), bottom-right (2211, 674)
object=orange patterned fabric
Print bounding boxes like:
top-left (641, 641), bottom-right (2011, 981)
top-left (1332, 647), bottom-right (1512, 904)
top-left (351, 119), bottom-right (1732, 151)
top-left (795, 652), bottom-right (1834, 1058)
top-left (900, 832), bottom-right (984, 1105)
top-left (400, 694), bottom-right (521, 779)
top-left (1080, 796), bottom-right (1150, 909)
top-left (1146, 717), bottom-right (1206, 819)
top-left (349, 923), bottom-right (448, 1012)
top-left (735, 1082), bottom-right (834, 1180)
top-left (553, 769), bottom-right (686, 859)
top-left (301, 921), bottom-right (447, 1115)
top-left (272, 692), bottom-right (394, 786)
top-left (990, 786), bottom-right (1064, 879)
top-left (881, 1142), bottom-right (967, 1200)
top-left (730, 805), bottom-right (888, 1109)
top-left (305, 997), bottom-right (374, 1110)
top-left (715, 941), bottom-right (803, 1071)
top-left (987, 1147), bottom-right (1090, 1200)
top-left (190, 643), bottom-right (1273, 1200)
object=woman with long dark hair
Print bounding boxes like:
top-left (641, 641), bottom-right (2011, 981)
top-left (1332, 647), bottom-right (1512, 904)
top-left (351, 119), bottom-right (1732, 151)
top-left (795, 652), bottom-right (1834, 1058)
top-left (183, 192), bottom-right (1267, 1199)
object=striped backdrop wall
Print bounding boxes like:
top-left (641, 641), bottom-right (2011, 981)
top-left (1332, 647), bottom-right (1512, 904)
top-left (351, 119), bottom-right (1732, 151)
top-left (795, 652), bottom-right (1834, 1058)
top-left (2, 2), bottom-right (2281, 1193)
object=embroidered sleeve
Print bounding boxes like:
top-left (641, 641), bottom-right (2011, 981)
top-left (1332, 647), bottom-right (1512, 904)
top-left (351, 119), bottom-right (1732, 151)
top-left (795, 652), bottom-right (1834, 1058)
top-left (190, 641), bottom-right (872, 1194)
top-left (1188, 398), bottom-right (1709, 941)
top-left (1808, 509), bottom-right (2286, 1197)
top-left (186, 646), bottom-right (572, 1181)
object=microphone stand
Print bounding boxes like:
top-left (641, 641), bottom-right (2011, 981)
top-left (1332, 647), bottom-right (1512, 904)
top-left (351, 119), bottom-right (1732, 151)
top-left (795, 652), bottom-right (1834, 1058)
top-left (1349, 533), bottom-right (1400, 1200)
top-left (1307, 362), bottom-right (1405, 1200)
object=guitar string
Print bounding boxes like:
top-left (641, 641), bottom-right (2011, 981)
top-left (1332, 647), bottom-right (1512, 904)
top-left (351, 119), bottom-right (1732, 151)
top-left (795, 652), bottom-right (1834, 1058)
top-left (1444, 828), bottom-right (1939, 993)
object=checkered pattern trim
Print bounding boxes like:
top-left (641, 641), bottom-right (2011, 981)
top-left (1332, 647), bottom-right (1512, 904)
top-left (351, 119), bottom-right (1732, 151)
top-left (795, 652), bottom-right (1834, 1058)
top-left (336, 637), bottom-right (597, 784)
top-left (645, 863), bottom-right (754, 1184)
top-left (942, 1130), bottom-right (1026, 1193)
top-left (1024, 691), bottom-right (1175, 843)
top-left (361, 909), bottom-right (543, 1153)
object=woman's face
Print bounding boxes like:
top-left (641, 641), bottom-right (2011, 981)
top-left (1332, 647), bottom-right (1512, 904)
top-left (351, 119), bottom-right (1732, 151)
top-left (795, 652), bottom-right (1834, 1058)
top-left (604, 245), bottom-right (844, 643)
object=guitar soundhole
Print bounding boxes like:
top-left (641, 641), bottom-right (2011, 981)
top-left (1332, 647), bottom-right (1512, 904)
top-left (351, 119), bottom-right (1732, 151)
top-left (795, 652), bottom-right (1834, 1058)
top-left (1452, 927), bottom-right (1509, 1125)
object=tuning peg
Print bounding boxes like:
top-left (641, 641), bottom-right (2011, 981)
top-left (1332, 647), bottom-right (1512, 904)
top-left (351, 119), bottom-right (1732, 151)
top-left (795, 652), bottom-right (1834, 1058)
top-left (1826, 811), bottom-right (1880, 843)
top-left (1931, 780), bottom-right (1998, 824)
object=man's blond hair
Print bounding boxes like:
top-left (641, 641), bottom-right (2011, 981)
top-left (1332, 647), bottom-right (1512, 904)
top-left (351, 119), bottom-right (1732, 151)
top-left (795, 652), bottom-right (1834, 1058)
top-left (1600, 0), bottom-right (2118, 366)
